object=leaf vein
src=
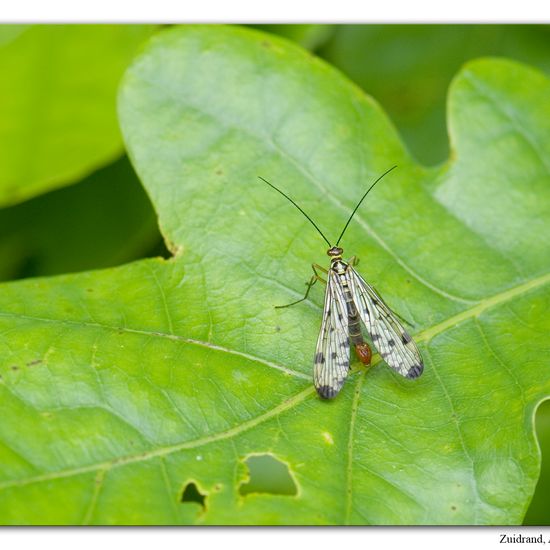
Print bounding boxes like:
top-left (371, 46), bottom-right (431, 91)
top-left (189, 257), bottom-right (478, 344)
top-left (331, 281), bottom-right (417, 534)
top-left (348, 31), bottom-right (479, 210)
top-left (81, 469), bottom-right (106, 525)
top-left (345, 374), bottom-right (363, 525)
top-left (0, 312), bottom-right (309, 380)
top-left (0, 386), bottom-right (314, 491)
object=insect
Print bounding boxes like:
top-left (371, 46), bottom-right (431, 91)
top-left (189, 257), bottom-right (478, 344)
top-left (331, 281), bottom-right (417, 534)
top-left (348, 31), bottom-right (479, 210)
top-left (260, 166), bottom-right (424, 399)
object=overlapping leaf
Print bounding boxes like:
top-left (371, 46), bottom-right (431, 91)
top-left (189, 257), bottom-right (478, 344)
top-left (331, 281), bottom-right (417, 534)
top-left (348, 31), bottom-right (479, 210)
top-left (0, 156), bottom-right (164, 281)
top-left (0, 26), bottom-right (549, 524)
top-left (0, 25), bottom-right (154, 206)
top-left (319, 25), bottom-right (550, 165)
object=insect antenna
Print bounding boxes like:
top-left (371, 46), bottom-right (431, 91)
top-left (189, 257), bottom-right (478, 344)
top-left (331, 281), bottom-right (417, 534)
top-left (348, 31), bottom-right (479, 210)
top-left (335, 165), bottom-right (397, 246)
top-left (259, 176), bottom-right (332, 247)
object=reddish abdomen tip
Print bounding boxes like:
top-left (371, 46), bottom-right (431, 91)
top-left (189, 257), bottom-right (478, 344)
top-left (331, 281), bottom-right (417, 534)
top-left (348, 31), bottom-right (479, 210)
top-left (355, 343), bottom-right (372, 366)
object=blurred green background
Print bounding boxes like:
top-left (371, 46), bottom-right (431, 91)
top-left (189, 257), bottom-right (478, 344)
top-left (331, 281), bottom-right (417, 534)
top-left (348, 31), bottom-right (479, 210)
top-left (0, 23), bottom-right (548, 524)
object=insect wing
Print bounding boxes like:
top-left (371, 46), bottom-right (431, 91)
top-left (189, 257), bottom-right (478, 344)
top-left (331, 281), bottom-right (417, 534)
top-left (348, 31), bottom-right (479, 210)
top-left (313, 271), bottom-right (350, 399)
top-left (348, 267), bottom-right (423, 379)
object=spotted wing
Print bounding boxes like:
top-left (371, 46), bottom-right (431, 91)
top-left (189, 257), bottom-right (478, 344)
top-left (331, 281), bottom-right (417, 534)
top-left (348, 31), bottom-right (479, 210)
top-left (313, 270), bottom-right (351, 399)
top-left (348, 267), bottom-right (423, 379)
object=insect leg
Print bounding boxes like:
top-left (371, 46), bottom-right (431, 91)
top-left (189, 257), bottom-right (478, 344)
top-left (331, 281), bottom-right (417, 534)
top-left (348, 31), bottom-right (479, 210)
top-left (275, 264), bottom-right (326, 309)
top-left (348, 255), bottom-right (360, 266)
top-left (312, 263), bottom-right (328, 285)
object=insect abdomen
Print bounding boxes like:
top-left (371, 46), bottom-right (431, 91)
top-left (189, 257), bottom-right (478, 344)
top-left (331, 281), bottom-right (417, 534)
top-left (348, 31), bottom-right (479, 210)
top-left (342, 272), bottom-right (372, 366)
top-left (349, 315), bottom-right (371, 366)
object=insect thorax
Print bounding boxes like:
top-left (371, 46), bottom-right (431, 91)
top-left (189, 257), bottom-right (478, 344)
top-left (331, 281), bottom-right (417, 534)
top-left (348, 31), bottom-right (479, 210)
top-left (330, 258), bottom-right (348, 275)
top-left (327, 246), bottom-right (347, 274)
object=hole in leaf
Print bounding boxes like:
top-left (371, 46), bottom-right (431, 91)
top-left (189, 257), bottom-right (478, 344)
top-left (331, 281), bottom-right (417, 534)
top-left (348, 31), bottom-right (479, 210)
top-left (239, 454), bottom-right (298, 497)
top-left (180, 481), bottom-right (207, 511)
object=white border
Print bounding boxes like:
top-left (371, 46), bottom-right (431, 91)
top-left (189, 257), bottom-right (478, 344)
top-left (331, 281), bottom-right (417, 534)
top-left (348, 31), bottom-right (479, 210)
top-left (2, 528), bottom-right (550, 550)
top-left (1, 3), bottom-right (548, 546)
top-left (0, 0), bottom-right (549, 23)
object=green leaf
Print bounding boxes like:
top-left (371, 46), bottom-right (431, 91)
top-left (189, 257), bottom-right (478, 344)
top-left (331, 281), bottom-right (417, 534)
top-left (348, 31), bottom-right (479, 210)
top-left (320, 25), bottom-right (550, 165)
top-left (251, 24), bottom-right (334, 51)
top-left (0, 25), bottom-right (155, 207)
top-left (0, 156), bottom-right (165, 281)
top-left (0, 26), bottom-right (549, 525)
top-left (523, 401), bottom-right (550, 525)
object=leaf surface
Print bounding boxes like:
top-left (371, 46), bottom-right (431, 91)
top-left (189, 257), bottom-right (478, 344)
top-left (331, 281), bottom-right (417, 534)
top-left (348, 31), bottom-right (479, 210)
top-left (1, 26), bottom-right (549, 525)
